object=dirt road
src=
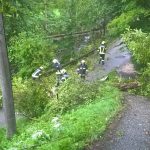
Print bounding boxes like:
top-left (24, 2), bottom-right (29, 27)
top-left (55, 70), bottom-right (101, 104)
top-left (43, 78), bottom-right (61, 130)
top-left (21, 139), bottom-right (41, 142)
top-left (87, 94), bottom-right (150, 150)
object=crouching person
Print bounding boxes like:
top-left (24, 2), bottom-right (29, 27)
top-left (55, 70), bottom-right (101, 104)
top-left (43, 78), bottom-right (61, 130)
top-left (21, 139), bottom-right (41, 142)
top-left (56, 69), bottom-right (69, 86)
top-left (32, 66), bottom-right (44, 79)
top-left (60, 69), bottom-right (69, 82)
top-left (52, 59), bottom-right (61, 71)
top-left (77, 60), bottom-right (88, 80)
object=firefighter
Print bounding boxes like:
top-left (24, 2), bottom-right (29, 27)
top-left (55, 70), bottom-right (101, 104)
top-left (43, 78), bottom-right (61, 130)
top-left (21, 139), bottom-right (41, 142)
top-left (60, 69), bottom-right (69, 82)
top-left (52, 59), bottom-right (61, 71)
top-left (77, 60), bottom-right (88, 80)
top-left (32, 66), bottom-right (44, 79)
top-left (97, 41), bottom-right (106, 65)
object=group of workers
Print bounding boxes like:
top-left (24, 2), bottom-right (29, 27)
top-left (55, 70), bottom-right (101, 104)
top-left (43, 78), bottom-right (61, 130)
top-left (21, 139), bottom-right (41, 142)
top-left (32, 41), bottom-right (106, 85)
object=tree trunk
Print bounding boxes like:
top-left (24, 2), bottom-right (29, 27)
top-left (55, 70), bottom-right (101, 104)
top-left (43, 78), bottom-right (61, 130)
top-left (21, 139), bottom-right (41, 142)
top-left (0, 13), bottom-right (16, 138)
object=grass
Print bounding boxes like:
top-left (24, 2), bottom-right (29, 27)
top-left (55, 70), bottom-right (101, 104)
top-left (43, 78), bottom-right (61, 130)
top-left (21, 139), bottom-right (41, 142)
top-left (0, 81), bottom-right (122, 150)
top-left (0, 40), bottom-right (123, 150)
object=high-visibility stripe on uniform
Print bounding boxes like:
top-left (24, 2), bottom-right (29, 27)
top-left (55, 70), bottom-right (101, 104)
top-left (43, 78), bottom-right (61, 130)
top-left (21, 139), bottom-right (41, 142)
top-left (98, 45), bottom-right (105, 54)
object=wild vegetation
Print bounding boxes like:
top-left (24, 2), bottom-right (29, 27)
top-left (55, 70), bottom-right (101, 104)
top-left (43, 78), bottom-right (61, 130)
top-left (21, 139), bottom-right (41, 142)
top-left (0, 0), bottom-right (149, 149)
top-left (122, 29), bottom-right (150, 96)
top-left (0, 77), bottom-right (122, 149)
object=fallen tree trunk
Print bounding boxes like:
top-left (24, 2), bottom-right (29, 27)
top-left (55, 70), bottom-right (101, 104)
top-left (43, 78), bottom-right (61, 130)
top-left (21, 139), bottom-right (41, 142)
top-left (46, 28), bottom-right (101, 39)
top-left (116, 82), bottom-right (141, 91)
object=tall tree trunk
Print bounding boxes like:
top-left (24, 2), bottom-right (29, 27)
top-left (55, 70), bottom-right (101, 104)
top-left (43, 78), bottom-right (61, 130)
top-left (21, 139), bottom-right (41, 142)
top-left (0, 13), bottom-right (16, 138)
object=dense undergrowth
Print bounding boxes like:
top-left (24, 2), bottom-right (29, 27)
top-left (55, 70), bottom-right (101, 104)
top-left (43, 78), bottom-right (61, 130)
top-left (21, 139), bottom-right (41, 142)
top-left (0, 0), bottom-right (149, 149)
top-left (122, 29), bottom-right (150, 97)
top-left (11, 38), bottom-right (101, 118)
top-left (0, 78), bottom-right (122, 150)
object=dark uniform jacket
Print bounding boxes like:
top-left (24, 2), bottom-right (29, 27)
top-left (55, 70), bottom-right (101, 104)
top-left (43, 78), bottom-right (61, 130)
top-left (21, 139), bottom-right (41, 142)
top-left (78, 63), bottom-right (88, 75)
top-left (53, 62), bottom-right (61, 71)
top-left (98, 44), bottom-right (106, 54)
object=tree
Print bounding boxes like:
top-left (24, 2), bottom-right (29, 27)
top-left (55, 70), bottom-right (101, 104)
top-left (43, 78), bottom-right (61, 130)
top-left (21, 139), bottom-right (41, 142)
top-left (0, 13), bottom-right (16, 138)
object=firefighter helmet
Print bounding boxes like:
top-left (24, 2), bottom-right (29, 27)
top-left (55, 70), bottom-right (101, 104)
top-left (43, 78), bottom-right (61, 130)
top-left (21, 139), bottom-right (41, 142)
top-left (102, 41), bottom-right (105, 44)
top-left (81, 60), bottom-right (85, 64)
top-left (52, 59), bottom-right (58, 63)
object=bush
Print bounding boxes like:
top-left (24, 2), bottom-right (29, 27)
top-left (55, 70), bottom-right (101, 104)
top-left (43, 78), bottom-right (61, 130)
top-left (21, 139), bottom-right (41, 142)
top-left (13, 77), bottom-right (51, 117)
top-left (122, 29), bottom-right (150, 96)
top-left (46, 76), bottom-right (99, 116)
top-left (8, 32), bottom-right (55, 78)
top-left (122, 29), bottom-right (150, 66)
top-left (0, 81), bottom-right (121, 150)
top-left (107, 8), bottom-right (148, 37)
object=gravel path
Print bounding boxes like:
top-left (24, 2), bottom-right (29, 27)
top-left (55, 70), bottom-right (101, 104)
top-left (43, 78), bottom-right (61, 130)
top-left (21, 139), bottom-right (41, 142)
top-left (87, 94), bottom-right (150, 150)
top-left (86, 39), bottom-right (131, 81)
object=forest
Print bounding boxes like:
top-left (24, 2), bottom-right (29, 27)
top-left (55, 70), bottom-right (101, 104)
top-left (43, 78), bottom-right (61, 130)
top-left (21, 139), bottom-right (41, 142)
top-left (0, 0), bottom-right (150, 149)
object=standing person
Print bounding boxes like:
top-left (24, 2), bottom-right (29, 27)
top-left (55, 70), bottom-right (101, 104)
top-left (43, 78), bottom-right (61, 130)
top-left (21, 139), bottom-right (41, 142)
top-left (77, 60), bottom-right (88, 80)
top-left (32, 66), bottom-right (44, 79)
top-left (52, 59), bottom-right (61, 71)
top-left (97, 41), bottom-right (106, 65)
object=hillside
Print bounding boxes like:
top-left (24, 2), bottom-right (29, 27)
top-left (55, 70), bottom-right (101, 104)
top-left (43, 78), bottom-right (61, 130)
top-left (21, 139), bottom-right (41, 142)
top-left (0, 0), bottom-right (150, 149)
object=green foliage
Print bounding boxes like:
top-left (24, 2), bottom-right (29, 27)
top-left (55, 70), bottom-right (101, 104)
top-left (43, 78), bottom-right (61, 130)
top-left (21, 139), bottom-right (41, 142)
top-left (9, 32), bottom-right (55, 77)
top-left (3, 0), bottom-right (128, 78)
top-left (123, 29), bottom-right (150, 66)
top-left (107, 8), bottom-right (147, 37)
top-left (0, 83), bottom-right (121, 150)
top-left (46, 76), bottom-right (99, 116)
top-left (13, 77), bottom-right (51, 117)
top-left (107, 0), bottom-right (150, 37)
top-left (122, 29), bottom-right (150, 96)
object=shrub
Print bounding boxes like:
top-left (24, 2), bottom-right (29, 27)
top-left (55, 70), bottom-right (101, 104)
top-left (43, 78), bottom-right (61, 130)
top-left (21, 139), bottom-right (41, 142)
top-left (122, 29), bottom-right (150, 66)
top-left (8, 32), bottom-right (55, 78)
top-left (122, 29), bottom-right (150, 96)
top-left (13, 77), bottom-right (51, 117)
top-left (107, 8), bottom-right (148, 37)
top-left (0, 81), bottom-right (121, 150)
top-left (45, 76), bottom-right (99, 116)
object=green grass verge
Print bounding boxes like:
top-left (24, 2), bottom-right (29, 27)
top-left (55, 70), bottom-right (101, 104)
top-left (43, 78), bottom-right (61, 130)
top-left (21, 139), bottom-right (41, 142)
top-left (0, 83), bottom-right (122, 150)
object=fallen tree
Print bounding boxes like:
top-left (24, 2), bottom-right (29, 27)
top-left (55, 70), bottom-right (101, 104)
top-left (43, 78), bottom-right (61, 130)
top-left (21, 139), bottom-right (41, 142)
top-left (116, 81), bottom-right (141, 91)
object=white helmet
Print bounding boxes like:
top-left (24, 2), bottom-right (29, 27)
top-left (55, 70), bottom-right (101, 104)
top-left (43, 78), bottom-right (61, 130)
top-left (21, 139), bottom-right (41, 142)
top-left (61, 69), bottom-right (66, 74)
top-left (81, 60), bottom-right (85, 64)
top-left (102, 41), bottom-right (105, 44)
top-left (40, 66), bottom-right (44, 70)
top-left (52, 59), bottom-right (58, 63)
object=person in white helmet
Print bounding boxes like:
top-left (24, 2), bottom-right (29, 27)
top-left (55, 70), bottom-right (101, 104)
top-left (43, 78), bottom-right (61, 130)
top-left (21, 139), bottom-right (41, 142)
top-left (77, 60), bottom-right (88, 79)
top-left (32, 66), bottom-right (44, 79)
top-left (52, 59), bottom-right (61, 71)
top-left (97, 41), bottom-right (106, 65)
top-left (55, 69), bottom-right (69, 86)
top-left (60, 69), bottom-right (69, 82)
